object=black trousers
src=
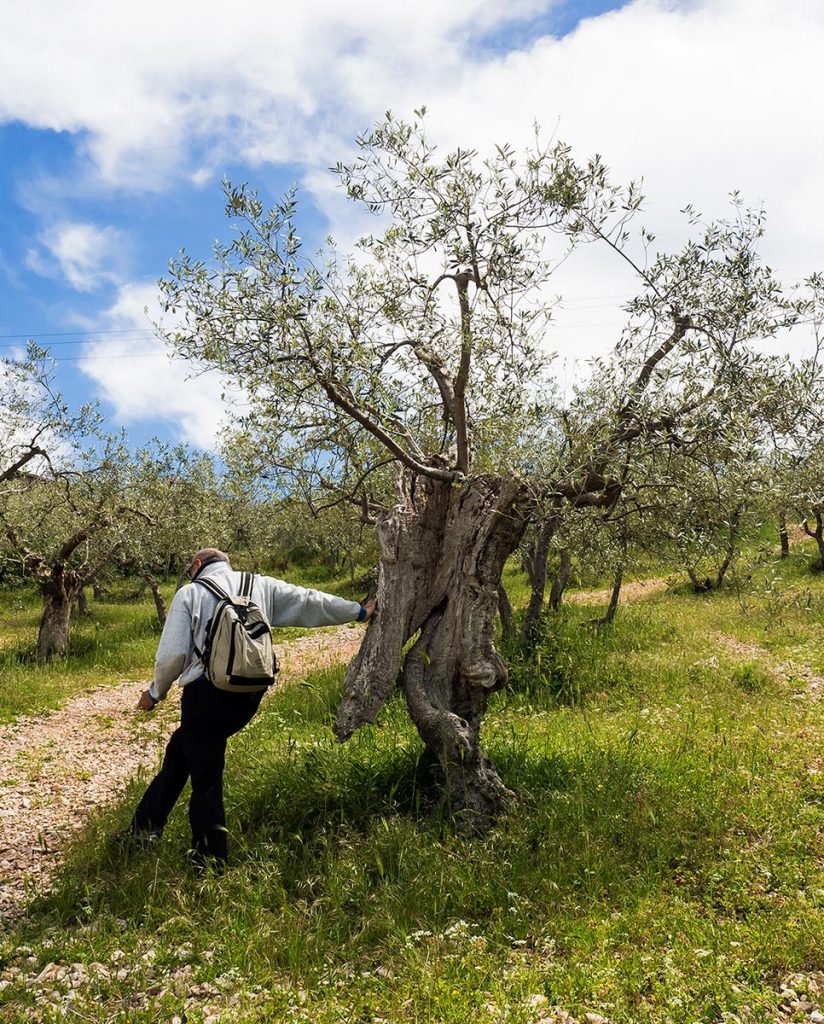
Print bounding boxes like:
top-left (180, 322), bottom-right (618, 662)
top-left (132, 676), bottom-right (264, 861)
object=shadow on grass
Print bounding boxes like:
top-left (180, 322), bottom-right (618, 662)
top-left (29, 725), bottom-right (737, 937)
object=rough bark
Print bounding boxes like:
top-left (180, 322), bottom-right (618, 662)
top-left (334, 471), bottom-right (534, 825)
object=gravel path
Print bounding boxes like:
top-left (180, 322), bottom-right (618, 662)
top-left (0, 626), bottom-right (363, 920)
top-left (713, 632), bottom-right (823, 698)
top-left (566, 577), bottom-right (669, 605)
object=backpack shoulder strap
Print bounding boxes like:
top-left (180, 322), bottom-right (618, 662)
top-left (195, 577), bottom-right (229, 601)
top-left (241, 571), bottom-right (253, 598)
top-left (193, 576), bottom-right (230, 661)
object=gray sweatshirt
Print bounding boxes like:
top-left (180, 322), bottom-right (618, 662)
top-left (148, 562), bottom-right (362, 701)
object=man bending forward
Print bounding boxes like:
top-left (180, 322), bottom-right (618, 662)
top-left (127, 547), bottom-right (374, 867)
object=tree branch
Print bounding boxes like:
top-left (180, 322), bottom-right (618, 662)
top-left (452, 270), bottom-right (474, 473)
top-left (320, 378), bottom-right (458, 482)
top-left (0, 444), bottom-right (47, 484)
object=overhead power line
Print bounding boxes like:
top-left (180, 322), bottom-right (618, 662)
top-left (50, 351), bottom-right (171, 363)
top-left (0, 334), bottom-right (158, 351)
top-left (0, 328), bottom-right (156, 340)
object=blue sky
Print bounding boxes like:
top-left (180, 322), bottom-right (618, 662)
top-left (0, 0), bottom-right (821, 450)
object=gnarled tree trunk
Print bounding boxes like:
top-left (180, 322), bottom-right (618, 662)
top-left (37, 572), bottom-right (77, 659)
top-left (335, 471), bottom-right (533, 825)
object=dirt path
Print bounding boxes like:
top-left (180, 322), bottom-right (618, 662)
top-left (566, 577), bottom-right (669, 606)
top-left (713, 632), bottom-right (823, 698)
top-left (0, 626), bottom-right (362, 921)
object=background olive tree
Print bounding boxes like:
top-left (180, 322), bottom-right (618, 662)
top-left (0, 431), bottom-right (158, 659)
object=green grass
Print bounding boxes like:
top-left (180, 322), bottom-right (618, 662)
top-left (0, 582), bottom-right (166, 722)
top-left (1, 552), bottom-right (823, 1022)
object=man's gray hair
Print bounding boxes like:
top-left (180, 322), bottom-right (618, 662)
top-left (192, 547), bottom-right (231, 570)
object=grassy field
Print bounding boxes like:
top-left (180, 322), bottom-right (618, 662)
top-left (1, 546), bottom-right (823, 1023)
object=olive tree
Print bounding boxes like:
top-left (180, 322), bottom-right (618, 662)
top-left (112, 442), bottom-right (224, 621)
top-left (0, 344), bottom-right (97, 491)
top-left (789, 282), bottom-right (824, 570)
top-left (0, 434), bottom-right (157, 658)
top-left (792, 442), bottom-right (824, 570)
top-left (159, 117), bottom-right (817, 822)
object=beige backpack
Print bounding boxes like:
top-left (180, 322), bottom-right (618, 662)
top-left (194, 572), bottom-right (277, 693)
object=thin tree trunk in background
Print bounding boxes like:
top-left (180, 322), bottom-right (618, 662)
top-left (76, 588), bottom-right (90, 616)
top-left (497, 583), bottom-right (514, 644)
top-left (778, 512), bottom-right (790, 559)
top-left (175, 563), bottom-right (191, 591)
top-left (593, 563), bottom-right (624, 628)
top-left (521, 513), bottom-right (558, 641)
top-left (548, 547), bottom-right (572, 610)
top-left (687, 565), bottom-right (710, 592)
top-left (591, 527), bottom-right (626, 628)
top-left (715, 511), bottom-right (740, 589)
top-left (803, 511), bottom-right (824, 570)
top-left (144, 572), bottom-right (167, 626)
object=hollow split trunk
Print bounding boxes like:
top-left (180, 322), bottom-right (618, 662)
top-left (334, 471), bottom-right (534, 825)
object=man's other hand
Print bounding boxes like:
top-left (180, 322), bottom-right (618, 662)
top-left (137, 689), bottom-right (158, 711)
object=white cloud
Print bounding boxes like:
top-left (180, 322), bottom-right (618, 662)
top-left (0, 0), bottom-right (550, 188)
top-left (78, 282), bottom-right (234, 449)
top-left (351, 0), bottom-right (824, 365)
top-left (27, 221), bottom-right (123, 291)
top-left (4, 0), bottom-right (822, 412)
